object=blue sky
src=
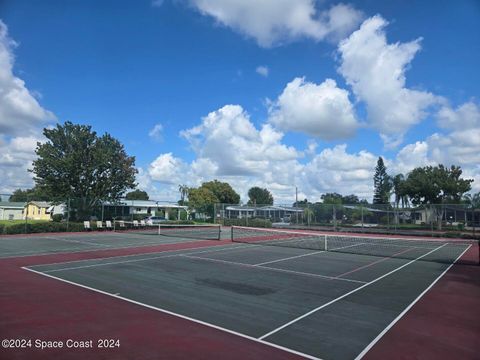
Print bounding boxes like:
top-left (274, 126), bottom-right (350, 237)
top-left (0, 0), bottom-right (479, 202)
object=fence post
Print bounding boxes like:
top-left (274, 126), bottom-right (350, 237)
top-left (24, 194), bottom-right (28, 234)
top-left (66, 198), bottom-right (70, 231)
top-left (361, 205), bottom-right (364, 231)
top-left (333, 204), bottom-right (337, 232)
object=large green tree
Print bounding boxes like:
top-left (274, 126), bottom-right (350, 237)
top-left (9, 186), bottom-right (50, 202)
top-left (247, 187), bottom-right (273, 205)
top-left (187, 180), bottom-right (240, 218)
top-left (125, 189), bottom-right (149, 200)
top-left (187, 187), bottom-right (218, 217)
top-left (202, 180), bottom-right (240, 204)
top-left (32, 122), bottom-right (137, 219)
top-left (403, 165), bottom-right (473, 229)
top-left (373, 157), bottom-right (391, 204)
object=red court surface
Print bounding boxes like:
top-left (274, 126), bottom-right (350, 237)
top-left (365, 245), bottom-right (480, 360)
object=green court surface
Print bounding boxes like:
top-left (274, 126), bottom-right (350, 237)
top-left (11, 227), bottom-right (472, 360)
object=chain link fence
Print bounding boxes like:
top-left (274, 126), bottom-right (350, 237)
top-left (1, 193), bottom-right (478, 239)
top-left (0, 194), bottom-right (190, 235)
top-left (214, 202), bottom-right (480, 239)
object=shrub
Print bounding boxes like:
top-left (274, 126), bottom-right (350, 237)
top-left (223, 218), bottom-right (272, 228)
top-left (1, 222), bottom-right (85, 235)
top-left (52, 214), bottom-right (63, 222)
top-left (179, 211), bottom-right (188, 221)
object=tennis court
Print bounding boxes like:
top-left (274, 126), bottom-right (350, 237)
top-left (4, 225), bottom-right (477, 360)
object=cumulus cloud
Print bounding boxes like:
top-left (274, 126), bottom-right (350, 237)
top-left (338, 15), bottom-right (438, 148)
top-left (304, 144), bottom-right (377, 198)
top-left (0, 134), bottom-right (43, 193)
top-left (148, 123), bottom-right (164, 142)
top-left (0, 21), bottom-right (55, 136)
top-left (0, 21), bottom-right (55, 193)
top-left (268, 77), bottom-right (358, 140)
top-left (256, 65), bottom-right (269, 77)
top-left (148, 153), bottom-right (188, 184)
top-left (181, 104), bottom-right (300, 176)
top-left (425, 101), bottom-right (480, 168)
top-left (436, 101), bottom-right (480, 130)
top-left (187, 0), bottom-right (363, 47)
top-left (391, 100), bottom-right (480, 192)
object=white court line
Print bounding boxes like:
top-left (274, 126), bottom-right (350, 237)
top-left (21, 266), bottom-right (321, 360)
top-left (181, 254), bottom-right (367, 284)
top-left (258, 243), bottom-right (448, 340)
top-left (254, 242), bottom-right (367, 266)
top-left (254, 251), bottom-right (326, 266)
top-left (354, 244), bottom-right (471, 360)
top-left (0, 237), bottom-right (233, 260)
top-left (41, 236), bottom-right (111, 247)
top-left (39, 244), bottom-right (256, 273)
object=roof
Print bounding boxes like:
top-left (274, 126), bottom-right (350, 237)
top-left (28, 201), bottom-right (52, 208)
top-left (102, 200), bottom-right (187, 209)
top-left (0, 202), bottom-right (26, 209)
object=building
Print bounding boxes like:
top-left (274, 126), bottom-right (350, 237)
top-left (102, 200), bottom-right (188, 220)
top-left (220, 205), bottom-right (304, 222)
top-left (24, 201), bottom-right (53, 220)
top-left (0, 202), bottom-right (26, 220)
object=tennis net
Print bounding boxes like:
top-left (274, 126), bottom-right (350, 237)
top-left (231, 226), bottom-right (479, 265)
top-left (114, 221), bottom-right (221, 240)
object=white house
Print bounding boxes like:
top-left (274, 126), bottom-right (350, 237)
top-left (0, 202), bottom-right (26, 220)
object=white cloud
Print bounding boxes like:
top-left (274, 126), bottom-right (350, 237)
top-left (148, 123), bottom-right (164, 142)
top-left (181, 104), bottom-right (300, 176)
top-left (0, 21), bottom-right (55, 136)
top-left (304, 144), bottom-right (377, 198)
top-left (393, 141), bottom-right (433, 175)
top-left (148, 153), bottom-right (188, 184)
top-left (426, 101), bottom-right (480, 169)
top-left (391, 100), bottom-right (480, 191)
top-left (0, 134), bottom-right (43, 193)
top-left (436, 101), bottom-right (480, 130)
top-left (187, 0), bottom-right (363, 47)
top-left (0, 21), bottom-right (55, 193)
top-left (268, 77), bottom-right (358, 140)
top-left (338, 15), bottom-right (439, 148)
top-left (256, 65), bottom-right (269, 77)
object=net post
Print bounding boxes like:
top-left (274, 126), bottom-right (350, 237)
top-left (477, 239), bottom-right (480, 266)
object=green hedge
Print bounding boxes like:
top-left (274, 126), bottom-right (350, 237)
top-left (1, 222), bottom-right (85, 235)
top-left (223, 218), bottom-right (272, 228)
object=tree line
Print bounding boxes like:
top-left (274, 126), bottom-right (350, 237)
top-left (7, 122), bottom-right (478, 223)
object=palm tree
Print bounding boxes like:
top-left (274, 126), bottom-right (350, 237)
top-left (178, 184), bottom-right (189, 205)
top-left (391, 174), bottom-right (409, 224)
top-left (392, 174), bottom-right (409, 208)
